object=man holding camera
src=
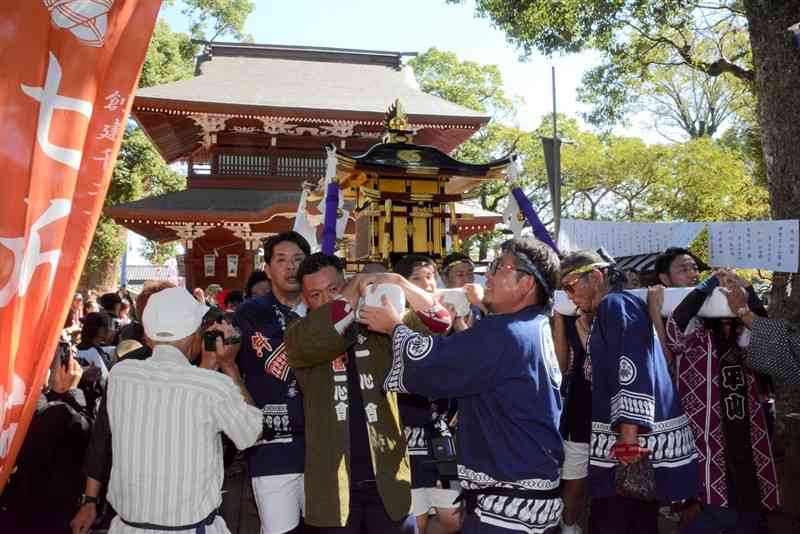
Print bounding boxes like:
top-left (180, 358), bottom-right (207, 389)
top-left (89, 287), bottom-right (263, 534)
top-left (361, 238), bottom-right (565, 534)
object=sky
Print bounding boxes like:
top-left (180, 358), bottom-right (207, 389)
top-left (129, 0), bottom-right (654, 264)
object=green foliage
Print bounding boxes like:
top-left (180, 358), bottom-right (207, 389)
top-left (656, 137), bottom-right (768, 221)
top-left (142, 241), bottom-right (180, 266)
top-left (85, 217), bottom-right (127, 273)
top-left (139, 20), bottom-right (195, 88)
top-left (409, 48), bottom-right (517, 119)
top-left (411, 46), bottom-right (768, 261)
top-left (165, 0), bottom-right (255, 41)
top-left (452, 1), bottom-right (754, 134)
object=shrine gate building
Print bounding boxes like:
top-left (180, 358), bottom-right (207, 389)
top-left (107, 42), bottom-right (499, 290)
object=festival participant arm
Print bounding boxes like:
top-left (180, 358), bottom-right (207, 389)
top-left (552, 312), bottom-right (571, 374)
top-left (743, 317), bottom-right (800, 384)
top-left (382, 315), bottom-right (502, 398)
top-left (360, 273), bottom-right (451, 332)
top-left (597, 295), bottom-right (657, 452)
top-left (74, 392), bottom-right (109, 534)
top-left (82, 390), bottom-right (111, 486)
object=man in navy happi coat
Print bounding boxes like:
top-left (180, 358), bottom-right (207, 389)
top-left (359, 238), bottom-right (564, 534)
top-left (559, 250), bottom-right (699, 534)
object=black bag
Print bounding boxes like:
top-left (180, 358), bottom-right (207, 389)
top-left (427, 412), bottom-right (458, 482)
top-left (614, 456), bottom-right (656, 501)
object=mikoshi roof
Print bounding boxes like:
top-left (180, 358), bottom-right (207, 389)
top-left (136, 42), bottom-right (489, 120)
top-left (339, 142), bottom-right (513, 177)
top-left (334, 139), bottom-right (514, 195)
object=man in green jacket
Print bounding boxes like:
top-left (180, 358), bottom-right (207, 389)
top-left (285, 253), bottom-right (451, 533)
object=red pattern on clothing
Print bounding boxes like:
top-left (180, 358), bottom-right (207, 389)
top-left (665, 316), bottom-right (779, 510)
top-left (416, 302), bottom-right (451, 334)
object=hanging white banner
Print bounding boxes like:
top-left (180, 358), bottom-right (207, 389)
top-left (708, 220), bottom-right (799, 272)
top-left (558, 219), bottom-right (705, 257)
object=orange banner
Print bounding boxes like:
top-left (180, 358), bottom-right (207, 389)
top-left (0, 0), bottom-right (162, 492)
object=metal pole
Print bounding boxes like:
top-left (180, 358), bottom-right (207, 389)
top-left (551, 66), bottom-right (561, 242)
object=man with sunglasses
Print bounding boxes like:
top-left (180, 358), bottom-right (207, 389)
top-left (559, 250), bottom-right (698, 534)
top-left (359, 237), bottom-right (564, 534)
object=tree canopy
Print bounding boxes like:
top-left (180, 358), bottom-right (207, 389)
top-left (409, 46), bottom-right (768, 260)
top-left (449, 1), bottom-right (800, 330)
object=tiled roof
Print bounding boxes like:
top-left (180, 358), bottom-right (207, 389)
top-left (107, 189), bottom-right (300, 215)
top-left (136, 42), bottom-right (488, 120)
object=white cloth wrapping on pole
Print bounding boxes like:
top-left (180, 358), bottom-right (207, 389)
top-left (293, 188), bottom-right (319, 252)
top-left (318, 146), bottom-right (349, 245)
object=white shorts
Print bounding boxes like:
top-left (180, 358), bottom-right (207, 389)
top-left (251, 473), bottom-right (305, 534)
top-left (561, 440), bottom-right (589, 480)
top-left (411, 486), bottom-right (461, 516)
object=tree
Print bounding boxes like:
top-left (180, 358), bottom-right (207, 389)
top-left (577, 28), bottom-right (753, 141)
top-left (83, 1), bottom-right (255, 290)
top-left (625, 63), bottom-right (750, 141)
top-left (410, 48), bottom-right (767, 264)
top-left (410, 47), bottom-right (517, 121)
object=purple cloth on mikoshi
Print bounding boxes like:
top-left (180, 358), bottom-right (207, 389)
top-left (321, 182), bottom-right (340, 255)
top-left (510, 187), bottom-right (559, 254)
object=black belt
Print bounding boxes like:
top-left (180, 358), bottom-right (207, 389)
top-left (455, 486), bottom-right (561, 516)
top-left (120, 509), bottom-right (218, 533)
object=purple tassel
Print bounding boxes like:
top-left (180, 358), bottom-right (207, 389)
top-left (511, 187), bottom-right (560, 254)
top-left (321, 182), bottom-right (340, 255)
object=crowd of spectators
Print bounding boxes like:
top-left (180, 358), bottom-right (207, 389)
top-left (2, 232), bottom-right (799, 534)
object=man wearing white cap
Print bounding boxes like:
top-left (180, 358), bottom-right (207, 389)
top-left (98, 287), bottom-right (263, 534)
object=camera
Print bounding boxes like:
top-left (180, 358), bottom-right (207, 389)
top-left (57, 341), bottom-right (72, 367)
top-left (203, 330), bottom-right (224, 351)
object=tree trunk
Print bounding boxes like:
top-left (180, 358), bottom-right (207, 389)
top-left (79, 259), bottom-right (120, 295)
top-left (745, 1), bottom-right (800, 515)
top-left (746, 0), bottom-right (800, 390)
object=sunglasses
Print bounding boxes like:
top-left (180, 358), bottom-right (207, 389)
top-left (488, 258), bottom-right (532, 277)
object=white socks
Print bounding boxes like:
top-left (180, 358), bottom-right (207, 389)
top-left (559, 520), bottom-right (583, 534)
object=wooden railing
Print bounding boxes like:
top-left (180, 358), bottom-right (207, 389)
top-left (189, 148), bottom-right (326, 179)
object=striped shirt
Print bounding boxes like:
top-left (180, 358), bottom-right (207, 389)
top-left (106, 344), bottom-right (262, 533)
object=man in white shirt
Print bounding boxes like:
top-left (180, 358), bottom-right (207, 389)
top-left (101, 287), bottom-right (263, 534)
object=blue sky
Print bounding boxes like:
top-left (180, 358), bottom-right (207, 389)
top-left (128, 0), bottom-right (648, 264)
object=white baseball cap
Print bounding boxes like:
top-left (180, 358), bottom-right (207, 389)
top-left (143, 287), bottom-right (209, 342)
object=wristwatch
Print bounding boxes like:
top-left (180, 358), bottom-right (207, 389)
top-left (80, 494), bottom-right (99, 506)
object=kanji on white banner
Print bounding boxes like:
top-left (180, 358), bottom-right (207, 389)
top-left (557, 219), bottom-right (705, 258)
top-left (708, 220), bottom-right (799, 272)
